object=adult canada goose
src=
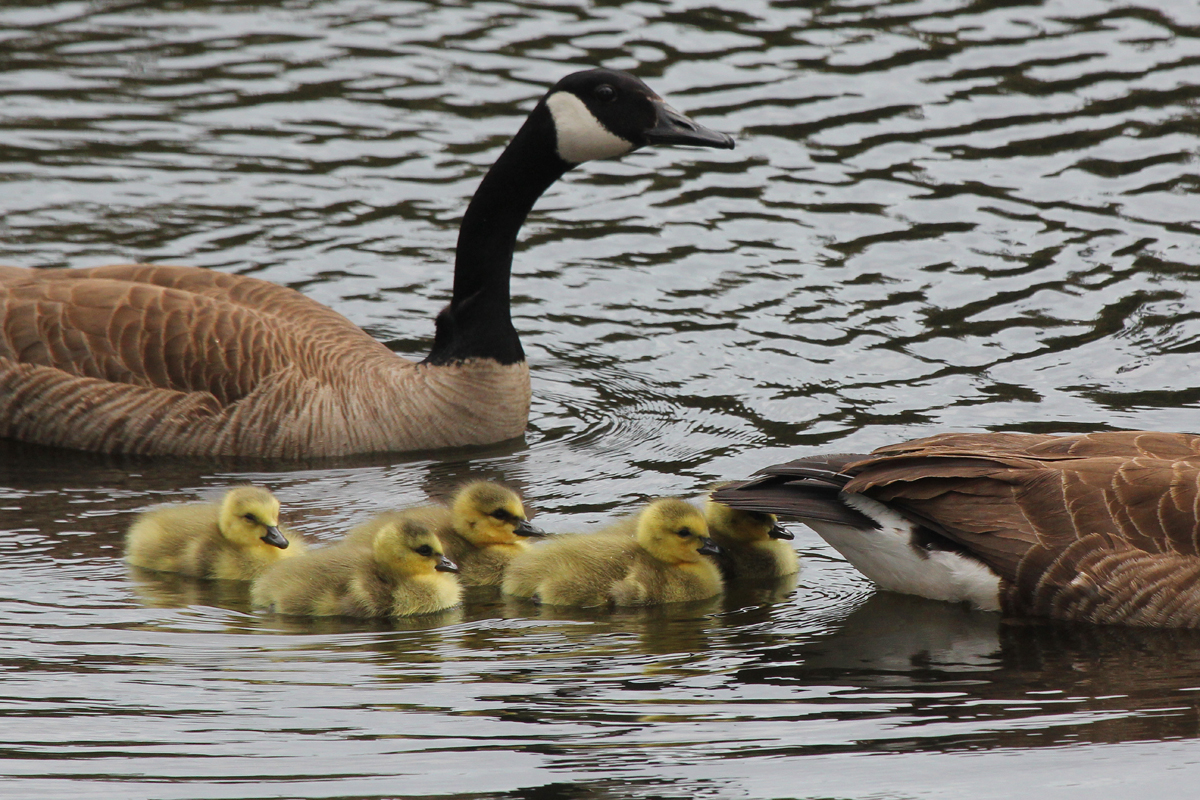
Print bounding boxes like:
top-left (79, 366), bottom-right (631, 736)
top-left (251, 512), bottom-right (461, 617)
top-left (0, 69), bottom-right (733, 458)
top-left (345, 481), bottom-right (543, 586)
top-left (712, 431), bottom-right (1200, 628)
top-left (704, 498), bottom-right (798, 581)
top-left (502, 498), bottom-right (723, 607)
top-left (125, 485), bottom-right (308, 580)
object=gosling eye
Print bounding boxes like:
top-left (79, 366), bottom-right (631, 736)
top-left (243, 513), bottom-right (260, 524)
top-left (593, 83), bottom-right (616, 103)
top-left (676, 527), bottom-right (693, 539)
top-left (489, 509), bottom-right (515, 523)
top-left (415, 545), bottom-right (434, 557)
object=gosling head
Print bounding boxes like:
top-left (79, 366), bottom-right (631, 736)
top-left (451, 481), bottom-right (544, 546)
top-left (371, 513), bottom-right (459, 577)
top-left (634, 498), bottom-right (721, 565)
top-left (704, 499), bottom-right (793, 544)
top-left (543, 68), bottom-right (734, 165)
top-left (218, 486), bottom-right (289, 550)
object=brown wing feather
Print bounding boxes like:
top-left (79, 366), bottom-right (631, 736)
top-left (2, 266), bottom-right (406, 392)
top-left (0, 361), bottom-right (218, 451)
top-left (0, 265), bottom-right (531, 456)
top-left (7, 277), bottom-right (266, 403)
top-left (0, 265), bottom-right (392, 395)
top-left (841, 431), bottom-right (1200, 626)
top-left (870, 430), bottom-right (1200, 462)
top-left (0, 264), bottom-right (406, 456)
top-left (73, 265), bottom-right (379, 346)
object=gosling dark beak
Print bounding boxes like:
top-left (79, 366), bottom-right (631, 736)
top-left (436, 555), bottom-right (459, 573)
top-left (644, 99), bottom-right (734, 150)
top-left (698, 538), bottom-right (722, 557)
top-left (260, 526), bottom-right (289, 549)
top-left (515, 519), bottom-right (547, 537)
top-left (769, 524), bottom-right (794, 541)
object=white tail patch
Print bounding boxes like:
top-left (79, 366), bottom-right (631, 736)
top-left (806, 493), bottom-right (1002, 612)
top-left (546, 92), bottom-right (634, 163)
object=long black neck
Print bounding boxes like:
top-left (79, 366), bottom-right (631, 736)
top-left (424, 102), bottom-right (572, 366)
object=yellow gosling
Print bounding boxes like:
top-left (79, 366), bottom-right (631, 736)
top-left (125, 486), bottom-right (306, 581)
top-left (441, 482), bottom-right (543, 585)
top-left (705, 499), bottom-right (798, 580)
top-left (346, 481), bottom-right (543, 586)
top-left (502, 498), bottom-right (723, 607)
top-left (251, 512), bottom-right (462, 617)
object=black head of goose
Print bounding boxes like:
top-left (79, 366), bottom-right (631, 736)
top-left (713, 430), bottom-right (1200, 629)
top-left (0, 68), bottom-right (733, 458)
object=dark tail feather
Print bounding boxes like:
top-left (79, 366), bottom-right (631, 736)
top-left (748, 453), bottom-right (864, 479)
top-left (713, 456), bottom-right (879, 530)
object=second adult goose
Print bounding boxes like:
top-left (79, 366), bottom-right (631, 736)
top-left (0, 69), bottom-right (733, 457)
top-left (713, 431), bottom-right (1200, 629)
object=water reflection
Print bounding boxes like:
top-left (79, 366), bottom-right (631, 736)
top-left (127, 566), bottom-right (256, 611)
top-left (740, 592), bottom-right (1003, 687)
top-left (738, 592), bottom-right (1200, 753)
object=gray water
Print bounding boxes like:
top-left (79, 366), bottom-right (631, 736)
top-left (4, 0), bottom-right (1200, 797)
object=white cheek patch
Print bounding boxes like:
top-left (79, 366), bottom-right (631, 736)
top-left (546, 91), bottom-right (634, 163)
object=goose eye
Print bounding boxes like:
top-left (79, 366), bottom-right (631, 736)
top-left (594, 84), bottom-right (616, 103)
top-left (489, 510), bottom-right (513, 523)
top-left (415, 545), bottom-right (434, 557)
top-left (676, 527), bottom-right (692, 538)
top-left (243, 513), bottom-right (259, 524)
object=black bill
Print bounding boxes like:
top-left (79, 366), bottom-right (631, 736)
top-left (260, 526), bottom-right (289, 549)
top-left (644, 100), bottom-right (734, 149)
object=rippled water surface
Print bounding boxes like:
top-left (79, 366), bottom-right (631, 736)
top-left (4, 0), bottom-right (1200, 797)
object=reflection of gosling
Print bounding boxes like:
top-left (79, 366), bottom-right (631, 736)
top-left (705, 500), bottom-right (798, 580)
top-left (347, 482), bottom-right (543, 586)
top-left (125, 486), bottom-right (306, 581)
top-left (251, 513), bottom-right (462, 617)
top-left (502, 498), bottom-right (723, 607)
